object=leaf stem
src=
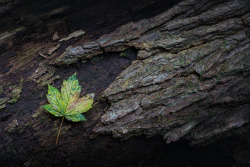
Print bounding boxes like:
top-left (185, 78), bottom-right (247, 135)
top-left (56, 116), bottom-right (64, 145)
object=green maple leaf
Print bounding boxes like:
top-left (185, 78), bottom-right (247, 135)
top-left (42, 73), bottom-right (94, 145)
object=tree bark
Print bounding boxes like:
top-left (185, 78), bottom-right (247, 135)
top-left (0, 0), bottom-right (249, 166)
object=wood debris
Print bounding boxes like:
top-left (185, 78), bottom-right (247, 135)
top-left (48, 44), bottom-right (60, 55)
top-left (59, 30), bottom-right (85, 42)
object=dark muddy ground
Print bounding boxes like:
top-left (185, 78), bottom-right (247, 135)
top-left (0, 0), bottom-right (181, 38)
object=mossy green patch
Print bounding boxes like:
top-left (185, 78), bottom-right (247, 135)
top-left (5, 120), bottom-right (18, 133)
top-left (8, 79), bottom-right (24, 103)
top-left (81, 59), bottom-right (88, 64)
top-left (0, 97), bottom-right (9, 105)
top-left (0, 104), bottom-right (6, 110)
top-left (119, 52), bottom-right (127, 57)
top-left (90, 56), bottom-right (103, 62)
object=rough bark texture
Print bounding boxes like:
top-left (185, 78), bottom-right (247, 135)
top-left (0, 0), bottom-right (250, 166)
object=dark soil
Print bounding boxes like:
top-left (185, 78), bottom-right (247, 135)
top-left (0, 0), bottom-right (181, 39)
top-left (54, 49), bottom-right (137, 96)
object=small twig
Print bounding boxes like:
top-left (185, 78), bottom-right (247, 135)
top-left (56, 116), bottom-right (64, 145)
top-left (38, 53), bottom-right (48, 59)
